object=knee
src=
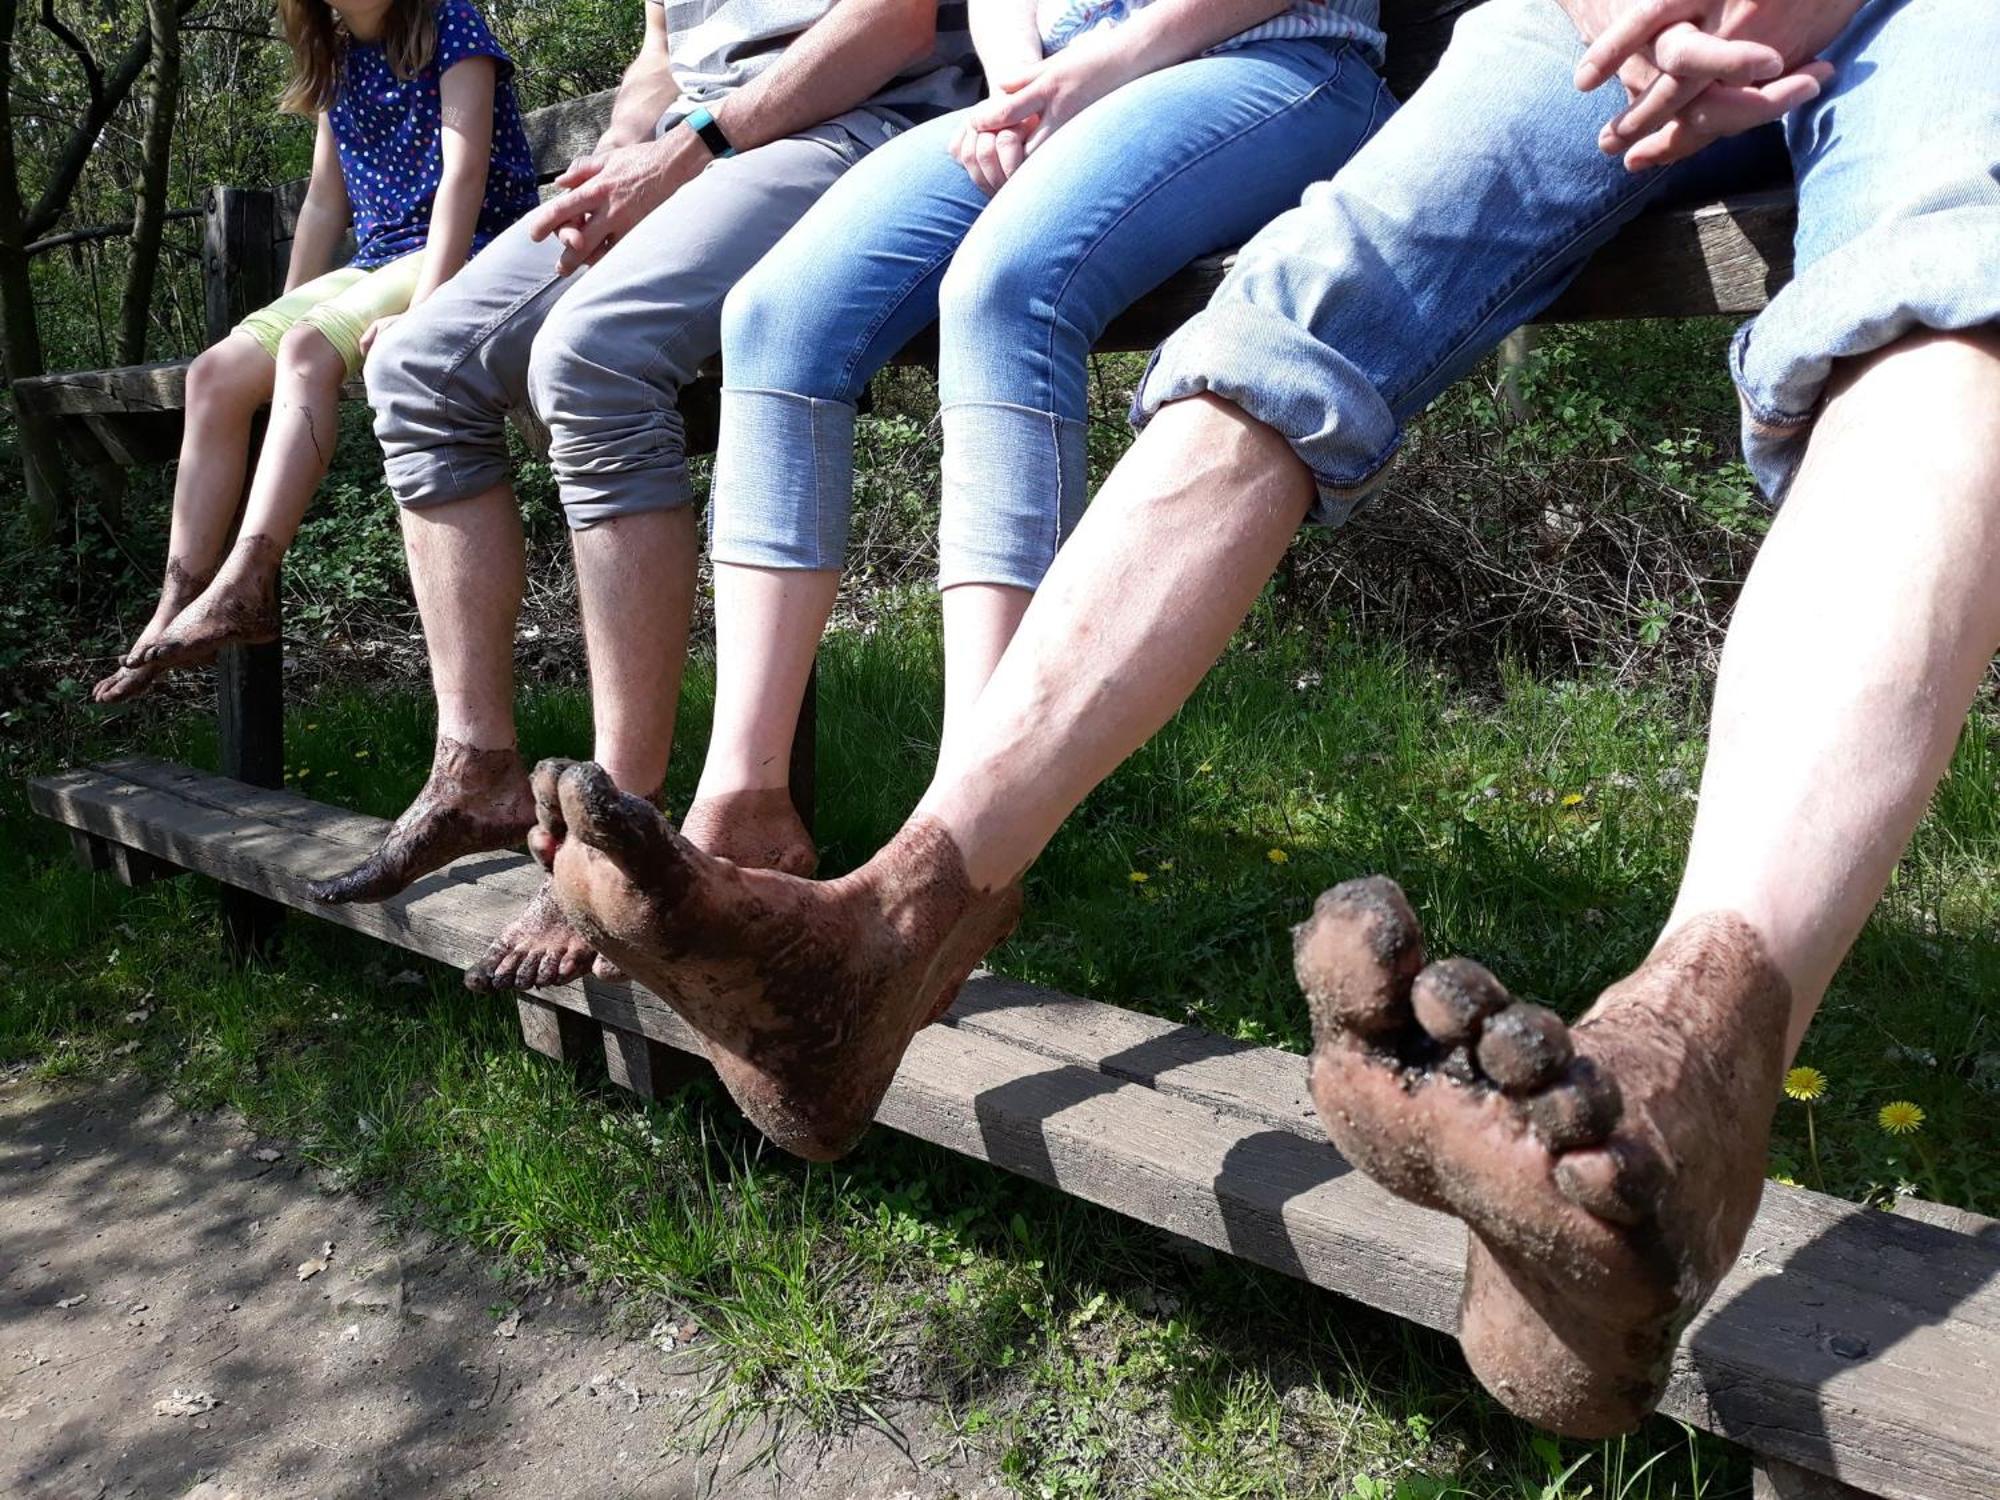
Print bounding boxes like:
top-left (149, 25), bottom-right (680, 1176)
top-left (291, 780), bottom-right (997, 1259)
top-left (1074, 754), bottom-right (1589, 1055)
top-left (720, 251), bottom-right (861, 396)
top-left (1832, 324), bottom-right (2000, 407)
top-left (937, 236), bottom-right (1042, 338)
top-left (275, 323), bottom-right (346, 394)
top-left (187, 338), bottom-right (270, 413)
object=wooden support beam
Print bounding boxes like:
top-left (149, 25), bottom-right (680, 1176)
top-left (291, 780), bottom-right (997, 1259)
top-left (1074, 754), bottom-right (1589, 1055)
top-left (29, 758), bottom-right (2000, 1500)
top-left (601, 1019), bottom-right (711, 1099)
top-left (516, 994), bottom-right (602, 1078)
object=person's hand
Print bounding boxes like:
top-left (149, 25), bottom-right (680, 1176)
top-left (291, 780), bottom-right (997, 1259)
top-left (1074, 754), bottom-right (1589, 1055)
top-left (359, 313), bottom-right (401, 358)
top-left (1561, 0), bottom-right (1862, 170)
top-left (966, 37), bottom-right (1143, 173)
top-left (527, 135), bottom-right (709, 274)
top-left (949, 116), bottom-right (1033, 195)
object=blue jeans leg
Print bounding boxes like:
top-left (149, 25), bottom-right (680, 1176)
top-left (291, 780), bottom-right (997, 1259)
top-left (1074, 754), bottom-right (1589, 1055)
top-left (935, 38), bottom-right (1393, 588)
top-left (1732, 0), bottom-right (2000, 499)
top-left (711, 112), bottom-right (985, 571)
top-left (1131, 0), bottom-right (1759, 525)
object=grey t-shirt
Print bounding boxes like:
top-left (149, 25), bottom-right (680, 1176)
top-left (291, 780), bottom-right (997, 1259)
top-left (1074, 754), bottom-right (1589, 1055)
top-left (658, 0), bottom-right (979, 128)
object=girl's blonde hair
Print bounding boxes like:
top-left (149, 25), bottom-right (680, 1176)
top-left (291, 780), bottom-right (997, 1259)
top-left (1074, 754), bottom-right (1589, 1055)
top-left (278, 0), bottom-right (439, 115)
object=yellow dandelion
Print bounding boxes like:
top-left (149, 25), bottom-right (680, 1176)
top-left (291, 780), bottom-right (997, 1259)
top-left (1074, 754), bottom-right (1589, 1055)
top-left (1783, 1066), bottom-right (1827, 1102)
top-left (1127, 871), bottom-right (1149, 885)
top-left (1157, 860), bottom-right (1174, 872)
top-left (1561, 792), bottom-right (1585, 807)
top-left (1266, 848), bottom-right (1289, 865)
top-left (1877, 1100), bottom-right (1925, 1136)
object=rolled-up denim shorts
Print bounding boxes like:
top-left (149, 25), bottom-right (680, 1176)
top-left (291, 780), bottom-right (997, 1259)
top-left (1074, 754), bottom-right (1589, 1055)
top-left (1134, 0), bottom-right (2000, 518)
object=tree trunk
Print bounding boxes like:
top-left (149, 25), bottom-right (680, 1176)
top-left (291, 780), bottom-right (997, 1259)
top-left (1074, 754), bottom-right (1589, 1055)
top-left (117, 0), bottom-right (182, 365)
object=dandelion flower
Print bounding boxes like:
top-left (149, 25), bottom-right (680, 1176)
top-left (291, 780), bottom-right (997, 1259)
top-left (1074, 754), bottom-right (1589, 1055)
top-left (1127, 871), bottom-right (1149, 885)
top-left (1877, 1100), bottom-right (1925, 1136)
top-left (1561, 792), bottom-right (1585, 807)
top-left (1783, 1066), bottom-right (1827, 1102)
top-left (1266, 848), bottom-right (1289, 865)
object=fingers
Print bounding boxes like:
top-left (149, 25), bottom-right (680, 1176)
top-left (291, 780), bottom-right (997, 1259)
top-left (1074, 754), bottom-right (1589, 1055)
top-left (1619, 63), bottom-right (1828, 171)
top-left (992, 126), bottom-right (1027, 182)
top-left (554, 154), bottom-right (603, 189)
top-left (1574, 0), bottom-right (1710, 91)
top-left (972, 77), bottom-right (1048, 135)
top-left (1601, 64), bottom-right (1707, 151)
top-left (1648, 22), bottom-right (1784, 86)
top-left (556, 214), bottom-right (615, 275)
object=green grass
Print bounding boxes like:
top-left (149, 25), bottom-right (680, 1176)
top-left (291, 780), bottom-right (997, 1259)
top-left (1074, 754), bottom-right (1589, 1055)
top-left (6, 598), bottom-right (1998, 1496)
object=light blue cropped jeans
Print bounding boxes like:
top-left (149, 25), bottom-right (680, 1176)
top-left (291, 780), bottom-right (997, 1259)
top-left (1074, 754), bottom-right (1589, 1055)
top-left (711, 37), bottom-right (1395, 591)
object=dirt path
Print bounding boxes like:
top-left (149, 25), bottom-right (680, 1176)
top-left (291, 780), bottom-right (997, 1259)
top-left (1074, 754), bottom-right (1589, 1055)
top-left (0, 1076), bottom-right (1001, 1500)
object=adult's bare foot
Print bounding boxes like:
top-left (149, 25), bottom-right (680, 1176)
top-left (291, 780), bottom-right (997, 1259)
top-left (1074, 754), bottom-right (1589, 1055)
top-left (1296, 877), bottom-right (1791, 1437)
top-left (130, 535), bottom-right (282, 672)
top-left (539, 759), bottom-right (1021, 1160)
top-left (681, 787), bottom-right (818, 877)
top-left (93, 559), bottom-right (215, 705)
top-left (308, 738), bottom-right (535, 905)
top-left (471, 783), bottom-right (820, 994)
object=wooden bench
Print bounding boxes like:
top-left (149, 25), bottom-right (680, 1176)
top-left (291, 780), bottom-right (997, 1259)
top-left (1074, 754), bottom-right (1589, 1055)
top-left (24, 7), bottom-right (1998, 1498)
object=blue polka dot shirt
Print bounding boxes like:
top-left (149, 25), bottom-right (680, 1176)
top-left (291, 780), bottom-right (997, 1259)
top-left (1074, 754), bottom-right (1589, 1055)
top-left (330, 0), bottom-right (539, 269)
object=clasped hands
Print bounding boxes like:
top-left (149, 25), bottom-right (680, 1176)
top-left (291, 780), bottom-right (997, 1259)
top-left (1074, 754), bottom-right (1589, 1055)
top-left (1568, 0), bottom-right (1865, 169)
top-left (527, 130), bottom-right (711, 275)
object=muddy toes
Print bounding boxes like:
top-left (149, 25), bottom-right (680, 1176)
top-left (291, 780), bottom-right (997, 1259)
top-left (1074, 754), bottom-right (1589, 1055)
top-left (1293, 876), bottom-right (1427, 1039)
top-left (527, 757), bottom-right (579, 870)
top-left (93, 664), bottom-right (160, 705)
top-left (465, 885), bottom-right (596, 993)
top-left (552, 761), bottom-right (691, 890)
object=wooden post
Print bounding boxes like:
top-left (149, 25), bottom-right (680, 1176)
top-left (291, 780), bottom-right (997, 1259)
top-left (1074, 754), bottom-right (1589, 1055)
top-left (788, 661), bottom-right (817, 834)
top-left (204, 186), bottom-right (286, 962)
top-left (600, 1025), bottom-right (707, 1099)
top-left (515, 996), bottom-right (602, 1080)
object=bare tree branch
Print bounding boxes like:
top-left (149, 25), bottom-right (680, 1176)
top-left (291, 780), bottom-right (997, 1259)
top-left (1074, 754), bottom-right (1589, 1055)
top-left (37, 0), bottom-right (107, 107)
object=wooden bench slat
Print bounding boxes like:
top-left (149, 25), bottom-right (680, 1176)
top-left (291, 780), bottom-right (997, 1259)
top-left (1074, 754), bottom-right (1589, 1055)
top-left (27, 757), bottom-right (2000, 1500)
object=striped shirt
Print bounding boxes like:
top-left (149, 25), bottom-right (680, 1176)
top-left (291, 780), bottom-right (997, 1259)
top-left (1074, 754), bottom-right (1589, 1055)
top-left (659, 0), bottom-right (980, 126)
top-left (1037, 0), bottom-right (1382, 61)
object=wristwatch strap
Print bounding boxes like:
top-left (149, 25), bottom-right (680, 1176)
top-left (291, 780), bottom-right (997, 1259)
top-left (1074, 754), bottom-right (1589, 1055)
top-left (683, 106), bottom-right (736, 159)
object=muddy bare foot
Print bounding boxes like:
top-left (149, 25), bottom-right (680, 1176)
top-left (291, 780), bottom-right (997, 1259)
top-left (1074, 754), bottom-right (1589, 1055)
top-left (130, 535), bottom-right (281, 671)
top-left (681, 787), bottom-right (818, 876)
top-left (539, 759), bottom-right (1021, 1161)
top-left (308, 738), bottom-right (535, 905)
top-left (465, 884), bottom-right (600, 992)
top-left (94, 559), bottom-right (216, 704)
top-left (1296, 877), bottom-right (1791, 1437)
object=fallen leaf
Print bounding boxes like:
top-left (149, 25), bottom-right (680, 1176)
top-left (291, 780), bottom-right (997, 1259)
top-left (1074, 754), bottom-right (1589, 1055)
top-left (493, 1311), bottom-right (520, 1340)
top-left (55, 1294), bottom-right (87, 1310)
top-left (124, 1008), bottom-right (152, 1026)
top-left (297, 1240), bottom-right (335, 1282)
top-left (251, 1148), bottom-right (282, 1163)
top-left (152, 1389), bottom-right (220, 1417)
top-left (111, 1040), bottom-right (141, 1057)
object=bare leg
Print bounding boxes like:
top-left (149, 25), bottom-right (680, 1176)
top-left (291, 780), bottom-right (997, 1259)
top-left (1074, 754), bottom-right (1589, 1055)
top-left (937, 581), bottom-right (1032, 768)
top-left (541, 396), bottom-right (1306, 1155)
top-left (96, 335), bottom-right (274, 703)
top-left (311, 484), bottom-right (535, 905)
top-left (683, 561), bottom-right (834, 875)
top-left (469, 507), bottom-right (702, 992)
top-left (1302, 329), bottom-right (2000, 1436)
top-left (138, 325), bottom-right (350, 670)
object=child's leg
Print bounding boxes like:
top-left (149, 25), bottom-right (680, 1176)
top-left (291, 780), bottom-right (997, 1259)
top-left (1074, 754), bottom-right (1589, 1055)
top-left (94, 334), bottom-right (277, 702)
top-left (138, 256), bottom-right (419, 670)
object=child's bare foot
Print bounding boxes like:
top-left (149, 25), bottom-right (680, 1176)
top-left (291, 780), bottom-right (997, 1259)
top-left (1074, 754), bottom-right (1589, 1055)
top-left (309, 738), bottom-right (535, 905)
top-left (1297, 877), bottom-right (1791, 1437)
top-left (93, 559), bottom-right (215, 704)
top-left (131, 535), bottom-right (282, 671)
top-left (539, 759), bottom-right (1021, 1160)
top-left (681, 787), bottom-right (818, 877)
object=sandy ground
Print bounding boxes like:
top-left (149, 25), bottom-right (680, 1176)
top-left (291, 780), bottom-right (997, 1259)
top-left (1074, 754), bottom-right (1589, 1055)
top-left (0, 1075), bottom-right (1005, 1500)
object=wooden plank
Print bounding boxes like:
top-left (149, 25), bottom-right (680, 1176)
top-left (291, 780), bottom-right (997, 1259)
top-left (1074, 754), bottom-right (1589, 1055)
top-left (67, 828), bottom-right (113, 874)
top-left (516, 994), bottom-right (601, 1075)
top-left (601, 1021), bottom-right (711, 1098)
top-left (28, 759), bottom-right (2000, 1500)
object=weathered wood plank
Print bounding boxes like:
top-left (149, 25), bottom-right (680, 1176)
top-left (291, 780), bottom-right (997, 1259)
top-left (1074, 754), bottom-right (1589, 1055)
top-left (28, 758), bottom-right (2000, 1500)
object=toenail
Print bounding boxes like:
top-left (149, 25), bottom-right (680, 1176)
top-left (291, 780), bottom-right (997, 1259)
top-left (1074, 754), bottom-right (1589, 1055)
top-left (1553, 1140), bottom-right (1661, 1226)
top-left (1412, 958), bottom-right (1511, 1045)
top-left (1475, 1003), bottom-right (1573, 1092)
